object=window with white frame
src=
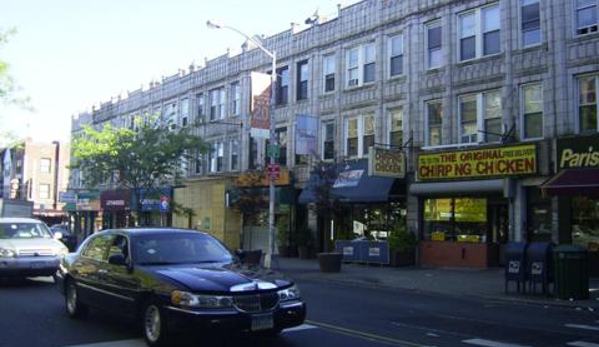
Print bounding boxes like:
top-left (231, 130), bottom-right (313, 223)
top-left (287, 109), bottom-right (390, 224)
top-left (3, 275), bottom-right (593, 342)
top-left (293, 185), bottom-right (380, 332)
top-left (180, 151), bottom-right (188, 173)
top-left (194, 152), bottom-right (202, 175)
top-left (39, 184), bottom-right (50, 200)
top-left (576, 0), bottom-right (598, 35)
top-left (180, 98), bottom-right (189, 127)
top-left (389, 108), bottom-right (403, 147)
top-left (276, 66), bottom-right (289, 105)
top-left (209, 142), bottom-right (224, 173)
top-left (458, 90), bottom-right (502, 144)
top-left (196, 93), bottom-right (205, 120)
top-left (426, 100), bottom-right (443, 146)
top-left (230, 140), bottom-right (239, 171)
top-left (458, 4), bottom-right (500, 61)
top-left (579, 75), bottom-right (598, 132)
top-left (297, 60), bottom-right (309, 101)
top-left (521, 0), bottom-right (541, 47)
top-left (426, 22), bottom-right (442, 69)
top-left (219, 87), bottom-right (226, 119)
top-left (323, 54), bottom-right (336, 93)
top-left (322, 121), bottom-right (335, 160)
top-left (347, 48), bottom-right (359, 87)
top-left (521, 83), bottom-right (543, 139)
top-left (389, 34), bottom-right (404, 76)
top-left (165, 102), bottom-right (177, 129)
top-left (210, 89), bottom-right (219, 121)
top-left (231, 83), bottom-right (240, 116)
top-left (345, 114), bottom-right (374, 158)
top-left (346, 43), bottom-right (376, 88)
top-left (276, 127), bottom-right (287, 166)
top-left (40, 158), bottom-right (51, 174)
top-left (363, 44), bottom-right (376, 83)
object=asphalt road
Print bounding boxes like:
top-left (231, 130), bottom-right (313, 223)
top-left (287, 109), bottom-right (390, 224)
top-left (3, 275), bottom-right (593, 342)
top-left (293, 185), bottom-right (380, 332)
top-left (0, 276), bottom-right (598, 347)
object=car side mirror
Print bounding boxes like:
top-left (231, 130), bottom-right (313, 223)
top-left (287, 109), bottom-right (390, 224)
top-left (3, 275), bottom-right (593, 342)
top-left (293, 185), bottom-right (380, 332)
top-left (234, 249), bottom-right (246, 260)
top-left (53, 232), bottom-right (63, 240)
top-left (108, 254), bottom-right (127, 266)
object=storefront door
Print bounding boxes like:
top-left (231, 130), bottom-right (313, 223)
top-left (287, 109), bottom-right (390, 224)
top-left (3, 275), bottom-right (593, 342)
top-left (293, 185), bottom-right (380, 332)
top-left (487, 201), bottom-right (508, 266)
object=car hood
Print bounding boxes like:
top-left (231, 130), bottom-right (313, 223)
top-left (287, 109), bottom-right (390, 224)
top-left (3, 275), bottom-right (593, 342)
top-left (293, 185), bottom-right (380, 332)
top-left (1, 238), bottom-right (65, 253)
top-left (146, 263), bottom-right (293, 293)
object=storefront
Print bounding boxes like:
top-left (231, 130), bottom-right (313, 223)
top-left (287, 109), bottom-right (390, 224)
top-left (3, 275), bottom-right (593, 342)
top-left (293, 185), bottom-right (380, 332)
top-left (66, 190), bottom-right (101, 240)
top-left (411, 144), bottom-right (538, 268)
top-left (100, 189), bottom-right (131, 229)
top-left (541, 134), bottom-right (599, 275)
top-left (132, 187), bottom-right (173, 227)
top-left (299, 154), bottom-right (407, 253)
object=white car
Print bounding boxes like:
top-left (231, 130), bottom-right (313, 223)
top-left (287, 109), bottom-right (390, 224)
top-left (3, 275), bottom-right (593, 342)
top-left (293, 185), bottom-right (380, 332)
top-left (0, 217), bottom-right (68, 278)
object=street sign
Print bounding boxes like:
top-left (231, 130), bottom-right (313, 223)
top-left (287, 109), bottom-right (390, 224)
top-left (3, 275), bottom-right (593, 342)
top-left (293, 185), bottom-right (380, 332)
top-left (267, 144), bottom-right (280, 159)
top-left (266, 163), bottom-right (280, 180)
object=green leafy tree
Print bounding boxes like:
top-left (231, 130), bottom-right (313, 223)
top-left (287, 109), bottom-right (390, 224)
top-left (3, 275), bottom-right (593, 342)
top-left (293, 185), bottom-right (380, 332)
top-left (71, 115), bottom-right (209, 226)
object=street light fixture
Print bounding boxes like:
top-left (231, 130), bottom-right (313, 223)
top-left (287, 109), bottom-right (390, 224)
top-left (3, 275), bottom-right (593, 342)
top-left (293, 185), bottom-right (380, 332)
top-left (207, 20), bottom-right (278, 269)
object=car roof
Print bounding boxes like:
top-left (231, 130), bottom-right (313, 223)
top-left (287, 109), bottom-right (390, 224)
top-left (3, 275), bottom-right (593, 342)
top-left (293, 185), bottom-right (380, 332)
top-left (0, 217), bottom-right (45, 224)
top-left (97, 228), bottom-right (209, 237)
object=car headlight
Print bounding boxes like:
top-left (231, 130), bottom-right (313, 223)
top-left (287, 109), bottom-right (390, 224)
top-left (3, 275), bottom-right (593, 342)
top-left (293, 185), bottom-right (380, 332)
top-left (0, 248), bottom-right (16, 258)
top-left (278, 285), bottom-right (301, 302)
top-left (171, 290), bottom-right (233, 309)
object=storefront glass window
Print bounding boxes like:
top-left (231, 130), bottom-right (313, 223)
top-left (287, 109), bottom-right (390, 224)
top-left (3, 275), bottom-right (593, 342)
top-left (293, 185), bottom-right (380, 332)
top-left (572, 196), bottom-right (599, 252)
top-left (423, 198), bottom-right (487, 243)
top-left (350, 202), bottom-right (406, 240)
top-left (527, 187), bottom-right (552, 242)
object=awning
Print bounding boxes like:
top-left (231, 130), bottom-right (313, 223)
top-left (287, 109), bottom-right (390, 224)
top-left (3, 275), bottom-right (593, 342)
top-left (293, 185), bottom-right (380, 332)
top-left (298, 159), bottom-right (400, 204)
top-left (541, 168), bottom-right (599, 196)
top-left (409, 179), bottom-right (504, 196)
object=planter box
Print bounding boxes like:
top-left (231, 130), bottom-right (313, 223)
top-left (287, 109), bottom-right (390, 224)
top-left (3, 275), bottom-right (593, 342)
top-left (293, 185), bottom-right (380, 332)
top-left (318, 253), bottom-right (342, 273)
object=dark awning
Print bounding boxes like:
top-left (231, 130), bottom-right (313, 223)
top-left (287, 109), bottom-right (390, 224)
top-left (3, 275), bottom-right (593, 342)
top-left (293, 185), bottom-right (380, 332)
top-left (541, 168), bottom-right (599, 197)
top-left (298, 159), bottom-right (400, 204)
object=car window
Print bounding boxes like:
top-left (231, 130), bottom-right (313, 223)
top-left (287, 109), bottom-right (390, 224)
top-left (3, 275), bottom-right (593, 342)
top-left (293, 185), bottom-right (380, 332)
top-left (81, 234), bottom-right (113, 261)
top-left (133, 232), bottom-right (233, 265)
top-left (0, 222), bottom-right (52, 239)
top-left (108, 235), bottom-right (129, 259)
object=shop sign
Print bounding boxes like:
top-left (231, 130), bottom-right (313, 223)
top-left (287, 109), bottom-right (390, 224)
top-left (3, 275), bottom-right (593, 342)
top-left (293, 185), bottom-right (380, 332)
top-left (101, 190), bottom-right (130, 211)
top-left (59, 191), bottom-right (77, 203)
top-left (333, 169), bottom-right (363, 188)
top-left (556, 134), bottom-right (599, 169)
top-left (431, 231), bottom-right (446, 241)
top-left (417, 144), bottom-right (537, 181)
top-left (368, 147), bottom-right (405, 178)
top-left (76, 191), bottom-right (100, 211)
top-left (237, 169), bottom-right (290, 187)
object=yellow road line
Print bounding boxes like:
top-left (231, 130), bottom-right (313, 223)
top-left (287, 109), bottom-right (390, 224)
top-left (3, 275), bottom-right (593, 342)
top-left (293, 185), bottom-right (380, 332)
top-left (306, 319), bottom-right (429, 347)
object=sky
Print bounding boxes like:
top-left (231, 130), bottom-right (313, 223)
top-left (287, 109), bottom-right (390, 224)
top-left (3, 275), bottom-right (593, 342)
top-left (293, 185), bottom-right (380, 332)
top-left (0, 0), bottom-right (358, 145)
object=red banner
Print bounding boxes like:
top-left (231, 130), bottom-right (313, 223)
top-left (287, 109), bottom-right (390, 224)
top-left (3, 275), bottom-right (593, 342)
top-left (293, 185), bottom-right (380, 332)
top-left (250, 72), bottom-right (271, 139)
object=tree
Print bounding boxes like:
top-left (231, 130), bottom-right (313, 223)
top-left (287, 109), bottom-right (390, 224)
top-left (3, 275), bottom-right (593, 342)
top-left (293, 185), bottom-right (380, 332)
top-left (71, 115), bottom-right (209, 226)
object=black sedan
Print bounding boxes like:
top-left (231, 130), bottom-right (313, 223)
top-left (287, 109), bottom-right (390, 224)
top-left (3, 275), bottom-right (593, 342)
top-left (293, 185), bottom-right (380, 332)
top-left (56, 228), bottom-right (306, 346)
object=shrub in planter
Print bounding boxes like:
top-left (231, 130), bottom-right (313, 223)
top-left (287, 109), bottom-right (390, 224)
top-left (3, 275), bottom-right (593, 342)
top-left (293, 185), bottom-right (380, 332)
top-left (388, 221), bottom-right (417, 267)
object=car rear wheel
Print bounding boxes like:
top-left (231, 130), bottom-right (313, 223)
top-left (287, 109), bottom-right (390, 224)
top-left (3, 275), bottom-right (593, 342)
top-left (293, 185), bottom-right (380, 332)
top-left (65, 279), bottom-right (88, 319)
top-left (142, 302), bottom-right (170, 347)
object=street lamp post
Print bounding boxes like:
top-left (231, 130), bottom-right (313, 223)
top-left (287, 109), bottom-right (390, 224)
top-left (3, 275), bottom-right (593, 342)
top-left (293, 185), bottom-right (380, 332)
top-left (207, 20), bottom-right (278, 269)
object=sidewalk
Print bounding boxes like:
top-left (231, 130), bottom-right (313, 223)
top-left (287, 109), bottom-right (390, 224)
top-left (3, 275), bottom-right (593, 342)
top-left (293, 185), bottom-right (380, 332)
top-left (277, 257), bottom-right (599, 310)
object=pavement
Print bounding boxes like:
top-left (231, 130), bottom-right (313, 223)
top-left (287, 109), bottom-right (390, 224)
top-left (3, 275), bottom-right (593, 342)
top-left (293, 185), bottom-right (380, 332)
top-left (276, 257), bottom-right (599, 310)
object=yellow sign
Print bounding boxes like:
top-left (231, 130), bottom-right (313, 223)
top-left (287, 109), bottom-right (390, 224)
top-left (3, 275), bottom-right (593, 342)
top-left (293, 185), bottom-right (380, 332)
top-left (417, 144), bottom-right (537, 181)
top-left (368, 147), bottom-right (406, 178)
top-left (431, 231), bottom-right (446, 241)
top-left (237, 169), bottom-right (290, 187)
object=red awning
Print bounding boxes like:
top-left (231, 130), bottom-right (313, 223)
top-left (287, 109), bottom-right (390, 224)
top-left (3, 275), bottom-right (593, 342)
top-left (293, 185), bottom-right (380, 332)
top-left (541, 168), bottom-right (599, 197)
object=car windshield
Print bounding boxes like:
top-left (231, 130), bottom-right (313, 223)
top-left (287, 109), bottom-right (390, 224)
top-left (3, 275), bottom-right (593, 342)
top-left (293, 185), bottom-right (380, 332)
top-left (133, 232), bottom-right (233, 265)
top-left (0, 222), bottom-right (53, 239)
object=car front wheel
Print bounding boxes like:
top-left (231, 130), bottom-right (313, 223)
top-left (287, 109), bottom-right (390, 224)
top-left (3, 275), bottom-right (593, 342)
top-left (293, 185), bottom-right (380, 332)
top-left (142, 302), bottom-right (170, 347)
top-left (65, 279), bottom-right (88, 319)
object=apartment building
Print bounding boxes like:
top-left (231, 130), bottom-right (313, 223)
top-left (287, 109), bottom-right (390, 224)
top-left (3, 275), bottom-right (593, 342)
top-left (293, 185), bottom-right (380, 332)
top-left (71, 0), bottom-right (599, 269)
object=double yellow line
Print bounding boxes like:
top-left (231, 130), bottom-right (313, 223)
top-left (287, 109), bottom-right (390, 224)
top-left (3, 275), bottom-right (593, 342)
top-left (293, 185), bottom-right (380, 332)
top-left (306, 320), bottom-right (429, 347)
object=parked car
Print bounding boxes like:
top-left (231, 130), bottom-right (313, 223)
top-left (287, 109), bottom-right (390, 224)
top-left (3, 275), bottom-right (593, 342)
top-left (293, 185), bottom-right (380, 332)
top-left (49, 224), bottom-right (78, 251)
top-left (56, 228), bottom-right (306, 346)
top-left (0, 217), bottom-right (69, 278)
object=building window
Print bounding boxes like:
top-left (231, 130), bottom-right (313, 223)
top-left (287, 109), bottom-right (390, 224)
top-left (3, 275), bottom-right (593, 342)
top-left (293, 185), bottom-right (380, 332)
top-left (389, 108), bottom-right (403, 148)
top-left (219, 87), bottom-right (226, 119)
top-left (389, 34), bottom-right (403, 77)
top-left (209, 142), bottom-right (224, 173)
top-left (576, 0), bottom-right (598, 35)
top-left (426, 100), bottom-right (443, 146)
top-left (210, 89), bottom-right (219, 121)
top-left (572, 196), bottom-right (599, 252)
top-left (345, 114), bottom-right (374, 158)
top-left (249, 137), bottom-right (259, 170)
top-left (40, 158), bottom-right (51, 174)
top-left (196, 93), bottom-right (205, 120)
top-left (39, 184), bottom-right (50, 200)
top-left (484, 90), bottom-right (502, 142)
top-left (346, 117), bottom-right (359, 157)
top-left (579, 75), bottom-right (598, 132)
top-left (180, 98), bottom-right (189, 127)
top-left (323, 54), bottom-right (336, 93)
top-left (362, 113), bottom-right (375, 155)
top-left (347, 47), bottom-right (359, 87)
top-left (458, 90), bottom-right (502, 144)
top-left (521, 0), bottom-right (541, 47)
top-left (423, 198), bottom-right (488, 243)
top-left (363, 44), bottom-right (376, 83)
top-left (297, 60), bottom-right (309, 101)
top-left (274, 127), bottom-right (287, 166)
top-left (194, 152), bottom-right (202, 175)
top-left (230, 140), bottom-right (239, 171)
top-left (165, 102), bottom-right (177, 130)
top-left (276, 66), bottom-right (289, 105)
top-left (231, 82), bottom-right (240, 116)
top-left (322, 121), bottom-right (335, 160)
top-left (459, 95), bottom-right (478, 144)
top-left (521, 83), bottom-right (543, 139)
top-left (426, 22), bottom-right (442, 69)
top-left (458, 4), bottom-right (500, 61)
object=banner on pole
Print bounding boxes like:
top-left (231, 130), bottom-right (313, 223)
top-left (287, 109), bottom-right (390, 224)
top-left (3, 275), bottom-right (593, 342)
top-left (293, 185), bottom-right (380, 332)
top-left (250, 72), bottom-right (271, 139)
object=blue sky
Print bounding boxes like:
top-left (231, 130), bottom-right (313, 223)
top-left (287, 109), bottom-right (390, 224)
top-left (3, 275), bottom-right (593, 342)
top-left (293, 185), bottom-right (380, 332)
top-left (0, 0), bottom-right (356, 145)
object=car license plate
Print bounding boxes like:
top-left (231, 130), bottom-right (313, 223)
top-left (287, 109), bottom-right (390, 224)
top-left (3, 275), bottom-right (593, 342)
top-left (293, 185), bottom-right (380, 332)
top-left (251, 313), bottom-right (274, 331)
top-left (30, 261), bottom-right (46, 269)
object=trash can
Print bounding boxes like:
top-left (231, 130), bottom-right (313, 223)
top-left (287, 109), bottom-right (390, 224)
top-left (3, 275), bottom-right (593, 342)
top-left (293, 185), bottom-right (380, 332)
top-left (553, 245), bottom-right (589, 300)
top-left (504, 242), bottom-right (528, 293)
top-left (526, 242), bottom-right (554, 295)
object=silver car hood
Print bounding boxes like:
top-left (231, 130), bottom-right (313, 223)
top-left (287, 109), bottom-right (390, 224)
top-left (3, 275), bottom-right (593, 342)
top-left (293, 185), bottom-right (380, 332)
top-left (0, 238), bottom-right (66, 254)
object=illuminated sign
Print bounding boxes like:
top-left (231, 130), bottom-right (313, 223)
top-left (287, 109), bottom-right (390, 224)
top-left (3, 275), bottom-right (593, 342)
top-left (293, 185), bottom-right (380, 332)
top-left (368, 147), bottom-right (406, 178)
top-left (417, 144), bottom-right (537, 181)
top-left (557, 134), bottom-right (599, 169)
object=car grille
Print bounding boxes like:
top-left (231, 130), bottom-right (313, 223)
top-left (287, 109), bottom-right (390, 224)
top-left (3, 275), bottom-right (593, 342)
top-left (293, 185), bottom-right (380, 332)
top-left (233, 292), bottom-right (279, 313)
top-left (18, 249), bottom-right (56, 257)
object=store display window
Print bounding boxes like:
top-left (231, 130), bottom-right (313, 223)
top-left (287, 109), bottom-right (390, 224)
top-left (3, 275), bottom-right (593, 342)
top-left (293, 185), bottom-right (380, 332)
top-left (423, 198), bottom-right (487, 243)
top-left (572, 196), bottom-right (599, 252)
